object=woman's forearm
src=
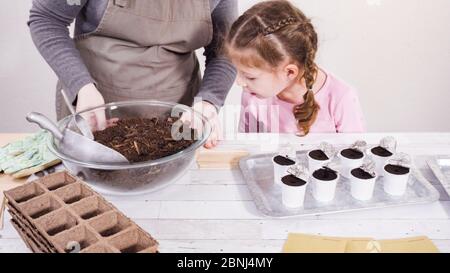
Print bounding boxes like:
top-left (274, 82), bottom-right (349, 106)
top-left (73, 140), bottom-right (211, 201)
top-left (198, 0), bottom-right (238, 108)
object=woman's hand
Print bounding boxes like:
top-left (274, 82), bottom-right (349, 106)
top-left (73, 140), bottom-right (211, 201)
top-left (75, 83), bottom-right (107, 131)
top-left (180, 100), bottom-right (222, 149)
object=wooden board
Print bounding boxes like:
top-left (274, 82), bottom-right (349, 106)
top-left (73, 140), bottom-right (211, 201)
top-left (196, 149), bottom-right (249, 169)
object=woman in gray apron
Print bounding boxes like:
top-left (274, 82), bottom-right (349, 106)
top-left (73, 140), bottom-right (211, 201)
top-left (28, 0), bottom-right (238, 148)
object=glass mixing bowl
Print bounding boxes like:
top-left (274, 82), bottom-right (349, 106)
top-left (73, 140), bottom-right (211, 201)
top-left (47, 100), bottom-right (211, 196)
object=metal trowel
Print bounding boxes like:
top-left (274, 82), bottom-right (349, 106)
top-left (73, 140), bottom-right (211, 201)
top-left (26, 112), bottom-right (129, 164)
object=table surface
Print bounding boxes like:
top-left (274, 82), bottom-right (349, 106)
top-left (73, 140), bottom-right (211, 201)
top-left (1, 132), bottom-right (450, 253)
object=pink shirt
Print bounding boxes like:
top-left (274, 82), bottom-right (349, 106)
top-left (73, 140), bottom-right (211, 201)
top-left (239, 69), bottom-right (366, 133)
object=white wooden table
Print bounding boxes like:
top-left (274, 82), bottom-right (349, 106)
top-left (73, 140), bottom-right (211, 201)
top-left (1, 133), bottom-right (450, 253)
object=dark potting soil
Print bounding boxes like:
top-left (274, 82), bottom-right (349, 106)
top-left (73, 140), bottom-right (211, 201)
top-left (313, 168), bottom-right (338, 181)
top-left (384, 164), bottom-right (410, 175)
top-left (273, 155), bottom-right (295, 166)
top-left (281, 175), bottom-right (307, 187)
top-left (93, 117), bottom-right (196, 163)
top-left (351, 168), bottom-right (375, 180)
top-left (309, 149), bottom-right (329, 161)
top-left (371, 146), bottom-right (393, 157)
top-left (341, 148), bottom-right (364, 159)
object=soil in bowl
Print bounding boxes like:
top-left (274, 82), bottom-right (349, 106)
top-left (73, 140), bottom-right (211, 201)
top-left (93, 117), bottom-right (197, 163)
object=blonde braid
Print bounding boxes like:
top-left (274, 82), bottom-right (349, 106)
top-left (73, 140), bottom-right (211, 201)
top-left (262, 17), bottom-right (297, 35)
top-left (293, 33), bottom-right (320, 135)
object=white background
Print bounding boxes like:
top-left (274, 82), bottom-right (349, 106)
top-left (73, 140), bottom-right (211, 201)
top-left (1, 0), bottom-right (449, 133)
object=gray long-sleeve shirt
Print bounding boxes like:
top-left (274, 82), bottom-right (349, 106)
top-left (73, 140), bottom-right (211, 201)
top-left (28, 0), bottom-right (237, 108)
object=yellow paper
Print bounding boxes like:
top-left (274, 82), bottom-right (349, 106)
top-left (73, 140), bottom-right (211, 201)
top-left (378, 236), bottom-right (440, 253)
top-left (282, 233), bottom-right (348, 253)
top-left (345, 238), bottom-right (376, 253)
top-left (283, 233), bottom-right (439, 253)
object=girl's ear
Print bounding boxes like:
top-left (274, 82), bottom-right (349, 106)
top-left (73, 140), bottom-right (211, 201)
top-left (283, 64), bottom-right (300, 81)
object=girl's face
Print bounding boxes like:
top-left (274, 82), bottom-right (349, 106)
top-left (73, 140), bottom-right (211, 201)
top-left (234, 65), bottom-right (286, 98)
top-left (231, 55), bottom-right (300, 99)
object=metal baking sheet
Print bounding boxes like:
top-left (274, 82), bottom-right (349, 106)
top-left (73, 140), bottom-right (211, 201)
top-left (240, 151), bottom-right (440, 218)
top-left (427, 155), bottom-right (450, 197)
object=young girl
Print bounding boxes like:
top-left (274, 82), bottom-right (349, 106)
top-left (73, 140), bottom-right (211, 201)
top-left (225, 0), bottom-right (366, 135)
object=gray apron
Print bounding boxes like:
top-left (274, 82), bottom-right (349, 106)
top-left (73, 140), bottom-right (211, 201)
top-left (56, 0), bottom-right (213, 120)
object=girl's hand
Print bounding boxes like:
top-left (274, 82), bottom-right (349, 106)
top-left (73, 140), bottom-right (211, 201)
top-left (180, 100), bottom-right (222, 149)
top-left (76, 83), bottom-right (107, 132)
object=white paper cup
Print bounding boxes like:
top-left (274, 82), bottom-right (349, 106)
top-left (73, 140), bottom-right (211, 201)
top-left (367, 148), bottom-right (393, 177)
top-left (281, 176), bottom-right (308, 208)
top-left (272, 156), bottom-right (296, 186)
top-left (311, 172), bottom-right (339, 202)
top-left (383, 165), bottom-right (410, 196)
top-left (350, 169), bottom-right (377, 201)
top-left (338, 149), bottom-right (365, 178)
top-left (307, 150), bottom-right (331, 172)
